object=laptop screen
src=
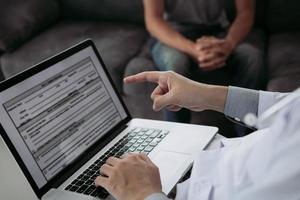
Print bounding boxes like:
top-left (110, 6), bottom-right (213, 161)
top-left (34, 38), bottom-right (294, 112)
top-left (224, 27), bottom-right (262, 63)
top-left (0, 45), bottom-right (128, 189)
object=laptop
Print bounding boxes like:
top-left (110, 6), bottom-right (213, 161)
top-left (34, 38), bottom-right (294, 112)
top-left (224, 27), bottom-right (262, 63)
top-left (0, 39), bottom-right (217, 200)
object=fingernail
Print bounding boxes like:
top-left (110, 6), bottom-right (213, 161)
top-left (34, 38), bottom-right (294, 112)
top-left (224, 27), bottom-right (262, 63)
top-left (153, 105), bottom-right (157, 111)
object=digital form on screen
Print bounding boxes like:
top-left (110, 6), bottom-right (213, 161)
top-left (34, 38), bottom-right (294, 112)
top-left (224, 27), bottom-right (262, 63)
top-left (0, 47), bottom-right (127, 188)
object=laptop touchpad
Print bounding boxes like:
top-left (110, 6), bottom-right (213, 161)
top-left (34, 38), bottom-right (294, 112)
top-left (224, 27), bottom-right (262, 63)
top-left (151, 151), bottom-right (192, 194)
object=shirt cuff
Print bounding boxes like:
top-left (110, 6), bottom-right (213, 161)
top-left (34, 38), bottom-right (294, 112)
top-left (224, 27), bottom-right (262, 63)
top-left (224, 86), bottom-right (259, 122)
top-left (144, 192), bottom-right (171, 200)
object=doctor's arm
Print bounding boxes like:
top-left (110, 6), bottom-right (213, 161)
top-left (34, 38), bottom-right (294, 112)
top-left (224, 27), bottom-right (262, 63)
top-left (124, 71), bottom-right (289, 123)
top-left (95, 72), bottom-right (288, 200)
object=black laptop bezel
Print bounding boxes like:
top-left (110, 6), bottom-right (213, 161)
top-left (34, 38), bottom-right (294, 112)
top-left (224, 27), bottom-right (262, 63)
top-left (0, 39), bottom-right (132, 199)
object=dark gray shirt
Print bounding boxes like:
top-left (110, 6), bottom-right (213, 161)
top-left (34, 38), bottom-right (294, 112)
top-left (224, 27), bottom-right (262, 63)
top-left (165, 0), bottom-right (229, 27)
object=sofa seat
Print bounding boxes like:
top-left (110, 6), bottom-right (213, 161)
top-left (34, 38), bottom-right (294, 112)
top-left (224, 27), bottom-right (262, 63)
top-left (0, 21), bottom-right (148, 92)
top-left (267, 32), bottom-right (300, 92)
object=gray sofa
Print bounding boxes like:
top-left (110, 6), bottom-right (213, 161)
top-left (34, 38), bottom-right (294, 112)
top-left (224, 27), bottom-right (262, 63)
top-left (1, 0), bottom-right (300, 136)
top-left (0, 0), bottom-right (161, 120)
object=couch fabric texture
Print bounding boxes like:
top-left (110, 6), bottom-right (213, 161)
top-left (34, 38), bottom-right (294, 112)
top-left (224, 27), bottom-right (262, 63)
top-left (0, 0), bottom-right (60, 52)
top-left (1, 22), bottom-right (147, 92)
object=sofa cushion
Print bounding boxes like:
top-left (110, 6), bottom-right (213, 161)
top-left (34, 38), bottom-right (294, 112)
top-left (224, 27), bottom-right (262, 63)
top-left (266, 0), bottom-right (300, 33)
top-left (0, 21), bottom-right (148, 92)
top-left (0, 0), bottom-right (60, 52)
top-left (61, 0), bottom-right (144, 24)
top-left (267, 32), bottom-right (300, 92)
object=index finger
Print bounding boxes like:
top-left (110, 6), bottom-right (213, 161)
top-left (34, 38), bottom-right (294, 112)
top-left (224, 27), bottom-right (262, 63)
top-left (123, 71), bottom-right (162, 84)
top-left (95, 175), bottom-right (109, 188)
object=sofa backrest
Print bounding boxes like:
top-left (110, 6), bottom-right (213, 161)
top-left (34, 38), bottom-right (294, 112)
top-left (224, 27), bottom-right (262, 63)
top-left (266, 0), bottom-right (300, 33)
top-left (225, 0), bottom-right (266, 29)
top-left (0, 0), bottom-right (60, 52)
top-left (63, 0), bottom-right (268, 28)
top-left (60, 0), bottom-right (144, 24)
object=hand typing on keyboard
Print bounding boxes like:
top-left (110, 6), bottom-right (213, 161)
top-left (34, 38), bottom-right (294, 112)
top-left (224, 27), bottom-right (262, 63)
top-left (64, 127), bottom-right (168, 198)
top-left (95, 153), bottom-right (162, 200)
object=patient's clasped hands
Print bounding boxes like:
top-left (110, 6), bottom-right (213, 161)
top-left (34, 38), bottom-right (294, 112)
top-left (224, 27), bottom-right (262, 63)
top-left (194, 36), bottom-right (234, 71)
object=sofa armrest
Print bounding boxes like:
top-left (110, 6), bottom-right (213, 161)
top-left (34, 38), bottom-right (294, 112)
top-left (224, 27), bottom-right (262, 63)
top-left (0, 60), bottom-right (4, 82)
top-left (267, 32), bottom-right (300, 92)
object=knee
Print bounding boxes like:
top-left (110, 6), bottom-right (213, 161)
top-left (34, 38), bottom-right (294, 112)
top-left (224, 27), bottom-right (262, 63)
top-left (231, 44), bottom-right (267, 88)
top-left (151, 42), bottom-right (191, 75)
top-left (233, 44), bottom-right (265, 75)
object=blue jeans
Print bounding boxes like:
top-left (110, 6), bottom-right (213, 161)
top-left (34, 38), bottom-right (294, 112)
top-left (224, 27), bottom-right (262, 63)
top-left (151, 39), bottom-right (265, 123)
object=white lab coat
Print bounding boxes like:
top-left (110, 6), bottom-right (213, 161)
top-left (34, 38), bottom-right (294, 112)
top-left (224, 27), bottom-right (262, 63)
top-left (175, 92), bottom-right (300, 200)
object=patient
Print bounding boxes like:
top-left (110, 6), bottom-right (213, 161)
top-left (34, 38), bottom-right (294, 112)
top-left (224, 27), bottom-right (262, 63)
top-left (143, 0), bottom-right (264, 123)
top-left (94, 71), bottom-right (300, 200)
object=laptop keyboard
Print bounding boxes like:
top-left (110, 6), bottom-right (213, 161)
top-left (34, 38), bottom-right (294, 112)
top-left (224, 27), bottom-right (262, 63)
top-left (65, 127), bottom-right (169, 199)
